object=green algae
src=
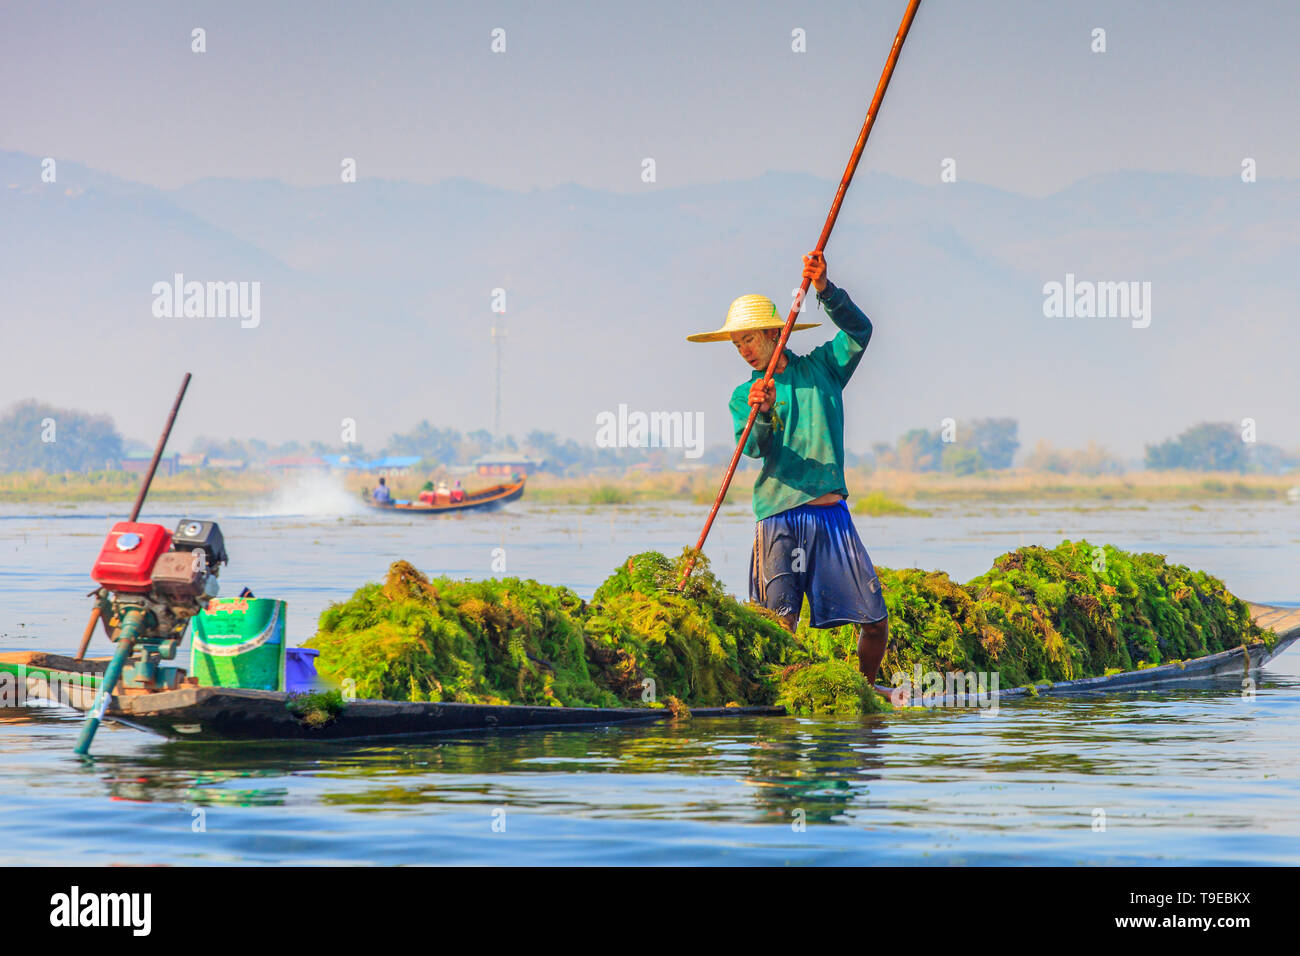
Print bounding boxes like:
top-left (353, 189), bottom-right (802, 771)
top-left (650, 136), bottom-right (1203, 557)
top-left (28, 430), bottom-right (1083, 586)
top-left (306, 561), bottom-right (609, 707)
top-left (584, 550), bottom-right (804, 707)
top-left (305, 550), bottom-right (804, 709)
top-left (776, 661), bottom-right (890, 716)
top-left (804, 540), bottom-right (1270, 689)
top-left (305, 540), bottom-right (1270, 717)
top-left (286, 689), bottom-right (346, 728)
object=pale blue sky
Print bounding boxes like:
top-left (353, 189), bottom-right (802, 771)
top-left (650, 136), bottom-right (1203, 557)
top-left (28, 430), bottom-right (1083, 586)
top-left (3, 0), bottom-right (1297, 194)
top-left (2, 1), bottom-right (1297, 456)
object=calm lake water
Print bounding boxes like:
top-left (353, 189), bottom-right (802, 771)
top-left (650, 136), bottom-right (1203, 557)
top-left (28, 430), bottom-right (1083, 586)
top-left (1, 494), bottom-right (1297, 865)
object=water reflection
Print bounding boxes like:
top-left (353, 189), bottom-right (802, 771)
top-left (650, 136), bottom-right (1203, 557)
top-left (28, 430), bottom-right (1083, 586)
top-left (47, 670), bottom-right (1297, 824)
top-left (1, 642), bottom-right (1296, 863)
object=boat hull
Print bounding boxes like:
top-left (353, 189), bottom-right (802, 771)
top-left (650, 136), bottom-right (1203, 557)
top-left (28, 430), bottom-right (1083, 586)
top-left (873, 603), bottom-right (1300, 703)
top-left (109, 688), bottom-right (782, 741)
top-left (4, 605), bottom-right (1297, 741)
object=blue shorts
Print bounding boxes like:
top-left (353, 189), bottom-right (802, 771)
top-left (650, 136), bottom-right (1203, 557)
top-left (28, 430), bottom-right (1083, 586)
top-left (749, 499), bottom-right (888, 628)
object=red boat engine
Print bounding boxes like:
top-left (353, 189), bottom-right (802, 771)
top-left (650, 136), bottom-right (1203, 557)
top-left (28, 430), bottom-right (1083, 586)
top-left (89, 518), bottom-right (227, 691)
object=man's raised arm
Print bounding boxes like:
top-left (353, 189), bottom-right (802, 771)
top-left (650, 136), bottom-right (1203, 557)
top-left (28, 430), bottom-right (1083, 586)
top-left (803, 251), bottom-right (873, 385)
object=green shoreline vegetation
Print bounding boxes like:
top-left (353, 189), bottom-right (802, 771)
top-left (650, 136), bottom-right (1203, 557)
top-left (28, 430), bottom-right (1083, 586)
top-left (0, 469), bottom-right (278, 504)
top-left (3, 402), bottom-right (1292, 508)
top-left (304, 542), bottom-right (1272, 716)
top-left (3, 467), bottom-right (1294, 508)
top-left (851, 490), bottom-right (931, 517)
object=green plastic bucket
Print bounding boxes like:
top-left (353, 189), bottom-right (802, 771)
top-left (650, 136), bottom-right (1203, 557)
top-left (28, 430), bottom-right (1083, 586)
top-left (190, 598), bottom-right (287, 691)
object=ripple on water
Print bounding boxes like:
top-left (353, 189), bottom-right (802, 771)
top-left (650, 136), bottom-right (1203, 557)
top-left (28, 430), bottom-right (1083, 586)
top-left (0, 668), bottom-right (1297, 864)
top-left (1, 501), bottom-right (1297, 863)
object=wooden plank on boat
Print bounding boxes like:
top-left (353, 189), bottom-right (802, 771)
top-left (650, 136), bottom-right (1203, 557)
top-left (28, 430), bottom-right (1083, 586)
top-left (0, 651), bottom-right (110, 709)
top-left (0, 651), bottom-right (111, 675)
top-left (1247, 603), bottom-right (1300, 637)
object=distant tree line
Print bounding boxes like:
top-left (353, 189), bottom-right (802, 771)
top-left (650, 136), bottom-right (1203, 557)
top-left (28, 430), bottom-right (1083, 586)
top-left (180, 418), bottom-right (1299, 476)
top-left (1023, 440), bottom-right (1124, 476)
top-left (871, 418), bottom-right (1021, 474)
top-left (188, 422), bottom-right (666, 475)
top-left (187, 436), bottom-right (338, 462)
top-left (1145, 422), bottom-right (1297, 473)
top-left (0, 401), bottom-right (124, 472)
top-left (3, 402), bottom-right (1297, 477)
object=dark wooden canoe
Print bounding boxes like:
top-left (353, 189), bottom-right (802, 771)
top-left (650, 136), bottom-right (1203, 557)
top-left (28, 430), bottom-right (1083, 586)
top-left (872, 603), bottom-right (1300, 705)
top-left (107, 689), bottom-right (783, 742)
top-left (0, 650), bottom-right (781, 740)
top-left (1000, 602), bottom-right (1300, 697)
top-left (363, 477), bottom-right (525, 514)
top-left (4, 604), bottom-right (1296, 741)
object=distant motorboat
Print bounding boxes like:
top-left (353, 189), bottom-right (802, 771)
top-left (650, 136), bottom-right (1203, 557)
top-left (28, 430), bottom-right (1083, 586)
top-left (363, 477), bottom-right (526, 514)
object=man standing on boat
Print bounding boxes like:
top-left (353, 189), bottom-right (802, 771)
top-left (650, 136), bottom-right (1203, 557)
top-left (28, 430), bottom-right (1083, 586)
top-left (687, 251), bottom-right (888, 683)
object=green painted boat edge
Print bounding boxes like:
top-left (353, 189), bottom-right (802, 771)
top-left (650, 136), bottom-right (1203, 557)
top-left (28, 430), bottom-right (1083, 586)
top-left (0, 652), bottom-right (110, 709)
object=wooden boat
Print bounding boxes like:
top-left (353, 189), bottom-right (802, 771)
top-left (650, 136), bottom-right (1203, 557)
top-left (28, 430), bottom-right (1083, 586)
top-left (363, 477), bottom-right (525, 514)
top-left (0, 653), bottom-right (779, 740)
top-left (101, 689), bottom-right (780, 741)
top-left (2, 604), bottom-right (1296, 743)
top-left (877, 603), bottom-right (1300, 705)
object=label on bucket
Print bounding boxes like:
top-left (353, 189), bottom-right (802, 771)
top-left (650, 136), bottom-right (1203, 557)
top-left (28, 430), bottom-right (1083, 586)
top-left (190, 598), bottom-right (287, 691)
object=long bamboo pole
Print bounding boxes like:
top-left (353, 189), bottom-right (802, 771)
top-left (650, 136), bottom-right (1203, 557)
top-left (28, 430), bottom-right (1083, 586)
top-left (676, 0), bottom-right (923, 590)
top-left (73, 373), bottom-right (192, 660)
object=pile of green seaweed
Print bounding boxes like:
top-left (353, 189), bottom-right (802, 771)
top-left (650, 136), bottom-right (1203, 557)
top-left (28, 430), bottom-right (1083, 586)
top-left (304, 549), bottom-right (873, 713)
top-left (304, 541), bottom-right (1270, 715)
top-left (804, 540), bottom-right (1271, 689)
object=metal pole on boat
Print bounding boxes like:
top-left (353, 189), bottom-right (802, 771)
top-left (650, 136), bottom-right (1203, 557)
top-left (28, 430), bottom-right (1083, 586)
top-left (677, 0), bottom-right (924, 589)
top-left (73, 609), bottom-right (145, 755)
top-left (74, 373), bottom-right (192, 661)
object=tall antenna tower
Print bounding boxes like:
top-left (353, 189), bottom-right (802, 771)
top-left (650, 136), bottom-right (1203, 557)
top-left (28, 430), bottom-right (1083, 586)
top-left (491, 313), bottom-right (506, 441)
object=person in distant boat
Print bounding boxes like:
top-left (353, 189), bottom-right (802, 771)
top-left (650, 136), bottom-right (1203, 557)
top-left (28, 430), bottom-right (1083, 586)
top-left (450, 480), bottom-right (466, 503)
top-left (687, 251), bottom-right (888, 684)
top-left (435, 480), bottom-right (450, 504)
top-left (372, 476), bottom-right (392, 503)
top-left (419, 481), bottom-right (436, 505)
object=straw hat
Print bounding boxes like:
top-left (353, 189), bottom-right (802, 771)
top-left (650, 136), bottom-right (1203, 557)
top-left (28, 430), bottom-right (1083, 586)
top-left (687, 294), bottom-right (820, 343)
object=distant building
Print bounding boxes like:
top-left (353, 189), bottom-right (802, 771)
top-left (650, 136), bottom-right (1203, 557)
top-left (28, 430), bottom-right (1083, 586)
top-left (118, 452), bottom-right (179, 476)
top-left (267, 455), bottom-right (329, 472)
top-left (320, 454), bottom-right (422, 476)
top-left (177, 453), bottom-right (207, 470)
top-left (371, 455), bottom-right (421, 477)
top-left (320, 454), bottom-right (360, 473)
top-left (472, 453), bottom-right (538, 477)
top-left (206, 458), bottom-right (247, 471)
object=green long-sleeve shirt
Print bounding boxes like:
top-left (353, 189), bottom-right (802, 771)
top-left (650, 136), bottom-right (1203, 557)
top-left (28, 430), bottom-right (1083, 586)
top-left (728, 281), bottom-right (873, 520)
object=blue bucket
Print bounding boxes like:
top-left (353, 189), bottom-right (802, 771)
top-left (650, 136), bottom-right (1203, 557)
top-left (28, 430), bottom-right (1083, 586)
top-left (285, 647), bottom-right (321, 693)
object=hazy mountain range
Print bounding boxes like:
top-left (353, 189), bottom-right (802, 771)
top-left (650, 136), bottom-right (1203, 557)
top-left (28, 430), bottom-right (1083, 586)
top-left (2, 148), bottom-right (1296, 459)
